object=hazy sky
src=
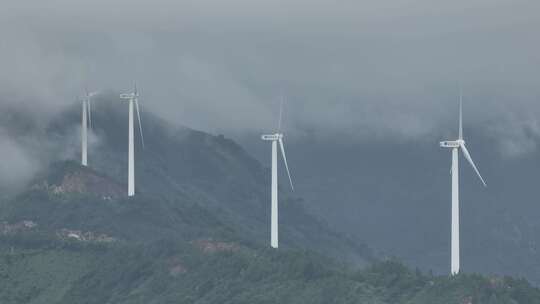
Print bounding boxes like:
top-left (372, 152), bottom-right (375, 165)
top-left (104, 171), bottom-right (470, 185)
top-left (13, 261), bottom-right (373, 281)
top-left (1, 0), bottom-right (540, 157)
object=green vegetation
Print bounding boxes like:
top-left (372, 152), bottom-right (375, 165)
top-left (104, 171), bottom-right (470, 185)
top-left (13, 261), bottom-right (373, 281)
top-left (1, 237), bottom-right (539, 304)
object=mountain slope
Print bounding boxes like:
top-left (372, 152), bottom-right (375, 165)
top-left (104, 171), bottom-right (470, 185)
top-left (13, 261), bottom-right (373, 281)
top-left (0, 96), bottom-right (373, 265)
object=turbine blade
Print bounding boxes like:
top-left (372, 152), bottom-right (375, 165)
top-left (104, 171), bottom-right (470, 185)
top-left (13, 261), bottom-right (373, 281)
top-left (277, 96), bottom-right (284, 132)
top-left (134, 82), bottom-right (138, 96)
top-left (278, 138), bottom-right (294, 191)
top-left (459, 91), bottom-right (463, 140)
top-left (460, 143), bottom-right (487, 187)
top-left (88, 99), bottom-right (93, 129)
top-left (135, 99), bottom-right (145, 149)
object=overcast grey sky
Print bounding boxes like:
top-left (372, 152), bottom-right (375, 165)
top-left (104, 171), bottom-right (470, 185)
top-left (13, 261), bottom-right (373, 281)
top-left (1, 0), bottom-right (539, 157)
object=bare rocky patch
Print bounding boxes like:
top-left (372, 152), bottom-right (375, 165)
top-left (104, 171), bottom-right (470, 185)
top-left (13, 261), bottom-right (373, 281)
top-left (192, 238), bottom-right (239, 254)
top-left (56, 228), bottom-right (116, 243)
top-left (0, 220), bottom-right (37, 234)
top-left (32, 164), bottom-right (125, 200)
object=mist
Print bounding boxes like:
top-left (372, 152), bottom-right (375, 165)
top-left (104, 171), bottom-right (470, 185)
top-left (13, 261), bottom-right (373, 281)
top-left (0, 0), bottom-right (539, 182)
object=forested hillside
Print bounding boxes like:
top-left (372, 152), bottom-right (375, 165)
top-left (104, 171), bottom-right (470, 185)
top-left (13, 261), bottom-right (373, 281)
top-left (0, 98), bottom-right (539, 303)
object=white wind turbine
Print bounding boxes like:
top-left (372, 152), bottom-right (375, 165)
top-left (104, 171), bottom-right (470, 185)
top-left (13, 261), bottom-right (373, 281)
top-left (261, 97), bottom-right (294, 249)
top-left (440, 93), bottom-right (487, 275)
top-left (120, 84), bottom-right (145, 197)
top-left (81, 88), bottom-right (98, 167)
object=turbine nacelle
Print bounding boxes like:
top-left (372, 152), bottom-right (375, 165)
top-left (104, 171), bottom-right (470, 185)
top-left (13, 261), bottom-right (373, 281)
top-left (120, 93), bottom-right (138, 100)
top-left (440, 140), bottom-right (462, 148)
top-left (261, 134), bottom-right (283, 141)
top-left (86, 92), bottom-right (99, 99)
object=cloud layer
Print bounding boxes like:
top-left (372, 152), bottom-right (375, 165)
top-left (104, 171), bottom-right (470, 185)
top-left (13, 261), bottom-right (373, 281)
top-left (1, 0), bottom-right (540, 154)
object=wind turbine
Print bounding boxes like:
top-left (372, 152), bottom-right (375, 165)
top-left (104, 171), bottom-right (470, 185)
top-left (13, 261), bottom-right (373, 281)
top-left (440, 93), bottom-right (487, 275)
top-left (261, 97), bottom-right (294, 249)
top-left (120, 84), bottom-right (145, 197)
top-left (81, 89), bottom-right (98, 167)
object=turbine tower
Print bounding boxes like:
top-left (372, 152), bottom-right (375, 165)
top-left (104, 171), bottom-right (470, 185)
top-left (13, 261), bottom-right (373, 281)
top-left (440, 93), bottom-right (487, 275)
top-left (261, 97), bottom-right (294, 249)
top-left (81, 89), bottom-right (97, 167)
top-left (120, 84), bottom-right (145, 197)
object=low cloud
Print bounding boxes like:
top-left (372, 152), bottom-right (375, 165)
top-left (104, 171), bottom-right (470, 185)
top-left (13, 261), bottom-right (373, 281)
top-left (482, 110), bottom-right (540, 158)
top-left (0, 0), bottom-right (539, 156)
top-left (0, 130), bottom-right (40, 191)
top-left (0, 100), bottom-right (105, 191)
